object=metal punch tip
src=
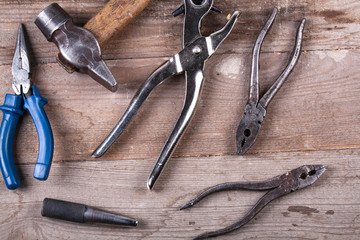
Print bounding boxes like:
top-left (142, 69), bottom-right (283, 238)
top-left (172, 4), bottom-right (222, 17)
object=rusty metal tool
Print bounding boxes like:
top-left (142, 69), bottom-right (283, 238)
top-left (0, 24), bottom-right (54, 190)
top-left (181, 165), bottom-right (326, 239)
top-left (92, 0), bottom-right (239, 190)
top-left (35, 1), bottom-right (154, 92)
top-left (42, 198), bottom-right (138, 227)
top-left (235, 8), bottom-right (306, 155)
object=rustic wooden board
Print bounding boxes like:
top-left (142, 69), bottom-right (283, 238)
top-left (0, 0), bottom-right (359, 239)
top-left (0, 149), bottom-right (359, 239)
top-left (0, 0), bottom-right (359, 65)
top-left (0, 49), bottom-right (359, 163)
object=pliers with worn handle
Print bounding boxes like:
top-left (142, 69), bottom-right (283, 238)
top-left (0, 24), bottom-right (54, 190)
top-left (181, 165), bottom-right (326, 239)
top-left (235, 8), bottom-right (306, 155)
top-left (92, 0), bottom-right (239, 190)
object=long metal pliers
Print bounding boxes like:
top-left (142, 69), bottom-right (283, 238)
top-left (0, 24), bottom-right (54, 190)
top-left (181, 165), bottom-right (326, 239)
top-left (236, 8), bottom-right (306, 155)
top-left (92, 0), bottom-right (239, 190)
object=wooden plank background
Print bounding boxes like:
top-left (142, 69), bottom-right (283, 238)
top-left (0, 0), bottom-right (359, 239)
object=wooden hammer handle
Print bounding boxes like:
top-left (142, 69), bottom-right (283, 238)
top-left (84, 0), bottom-right (154, 47)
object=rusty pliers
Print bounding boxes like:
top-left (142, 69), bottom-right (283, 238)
top-left (181, 165), bottom-right (326, 239)
top-left (92, 0), bottom-right (239, 190)
top-left (236, 8), bottom-right (306, 155)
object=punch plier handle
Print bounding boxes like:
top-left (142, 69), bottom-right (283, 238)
top-left (0, 24), bottom-right (54, 190)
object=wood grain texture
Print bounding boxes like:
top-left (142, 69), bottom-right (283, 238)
top-left (0, 0), bottom-right (359, 65)
top-left (0, 0), bottom-right (359, 239)
top-left (0, 49), bottom-right (358, 164)
top-left (84, 0), bottom-right (154, 47)
top-left (0, 149), bottom-right (359, 239)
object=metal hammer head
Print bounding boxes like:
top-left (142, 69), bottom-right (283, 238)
top-left (35, 3), bottom-right (117, 92)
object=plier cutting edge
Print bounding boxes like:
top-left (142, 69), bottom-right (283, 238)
top-left (92, 0), bottom-right (239, 190)
top-left (0, 24), bottom-right (54, 190)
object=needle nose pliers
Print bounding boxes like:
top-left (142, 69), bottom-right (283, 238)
top-left (92, 0), bottom-right (239, 190)
top-left (236, 8), bottom-right (306, 155)
top-left (0, 24), bottom-right (54, 190)
top-left (181, 165), bottom-right (326, 240)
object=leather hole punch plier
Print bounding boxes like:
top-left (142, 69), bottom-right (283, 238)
top-left (0, 24), bottom-right (54, 190)
top-left (92, 0), bottom-right (239, 190)
top-left (180, 165), bottom-right (326, 240)
top-left (235, 8), bottom-right (306, 155)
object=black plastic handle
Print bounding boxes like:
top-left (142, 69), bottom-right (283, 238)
top-left (41, 198), bottom-right (138, 226)
top-left (42, 198), bottom-right (86, 223)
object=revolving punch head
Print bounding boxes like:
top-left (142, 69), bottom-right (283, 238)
top-left (235, 8), bottom-right (306, 155)
top-left (35, 3), bottom-right (117, 92)
top-left (172, 2), bottom-right (222, 17)
top-left (180, 165), bottom-right (326, 239)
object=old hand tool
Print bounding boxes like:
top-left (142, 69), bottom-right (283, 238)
top-left (35, 0), bottom-right (153, 92)
top-left (181, 165), bottom-right (326, 239)
top-left (0, 24), bottom-right (54, 190)
top-left (235, 8), bottom-right (305, 155)
top-left (42, 198), bottom-right (138, 226)
top-left (92, 0), bottom-right (239, 190)
top-left (172, 3), bottom-right (222, 16)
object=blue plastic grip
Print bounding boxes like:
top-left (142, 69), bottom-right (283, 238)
top-left (0, 94), bottom-right (24, 189)
top-left (23, 86), bottom-right (54, 180)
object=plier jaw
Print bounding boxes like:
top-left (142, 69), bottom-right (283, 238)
top-left (11, 24), bottom-right (32, 96)
top-left (289, 165), bottom-right (326, 191)
top-left (235, 103), bottom-right (266, 155)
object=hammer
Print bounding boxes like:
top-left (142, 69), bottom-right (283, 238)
top-left (35, 1), bottom-right (153, 92)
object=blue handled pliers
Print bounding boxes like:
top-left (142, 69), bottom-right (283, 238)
top-left (0, 24), bottom-right (54, 190)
